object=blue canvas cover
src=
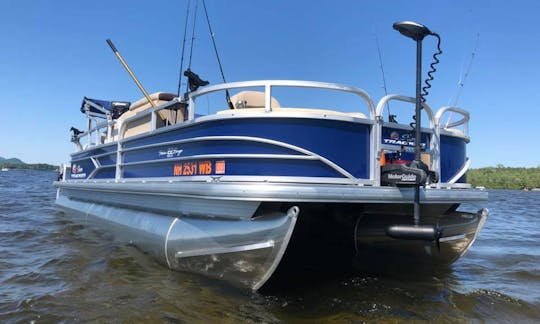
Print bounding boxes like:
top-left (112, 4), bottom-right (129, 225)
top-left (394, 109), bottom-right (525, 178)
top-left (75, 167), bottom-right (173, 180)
top-left (81, 97), bottom-right (130, 119)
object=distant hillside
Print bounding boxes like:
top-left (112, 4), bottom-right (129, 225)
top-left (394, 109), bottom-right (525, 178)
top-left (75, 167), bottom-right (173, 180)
top-left (0, 156), bottom-right (57, 171)
top-left (0, 157), bottom-right (25, 165)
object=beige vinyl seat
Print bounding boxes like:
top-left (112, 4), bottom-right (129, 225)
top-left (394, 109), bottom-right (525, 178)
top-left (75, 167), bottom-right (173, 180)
top-left (106, 92), bottom-right (184, 142)
top-left (230, 91), bottom-right (281, 109)
top-left (221, 90), bottom-right (367, 119)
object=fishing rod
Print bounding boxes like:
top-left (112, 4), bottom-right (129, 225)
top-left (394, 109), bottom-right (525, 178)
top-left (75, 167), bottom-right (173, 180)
top-left (180, 0), bottom-right (211, 95)
top-left (175, 0), bottom-right (231, 109)
top-left (106, 39), bottom-right (155, 108)
top-left (185, 0), bottom-right (199, 93)
top-left (446, 33), bottom-right (479, 127)
top-left (177, 0), bottom-right (192, 97)
top-left (374, 33), bottom-right (394, 122)
top-left (187, 0), bottom-right (199, 73)
top-left (201, 0), bottom-right (233, 109)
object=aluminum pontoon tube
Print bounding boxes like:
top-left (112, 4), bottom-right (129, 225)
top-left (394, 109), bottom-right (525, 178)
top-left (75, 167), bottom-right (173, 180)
top-left (54, 194), bottom-right (299, 290)
top-left (354, 208), bottom-right (488, 265)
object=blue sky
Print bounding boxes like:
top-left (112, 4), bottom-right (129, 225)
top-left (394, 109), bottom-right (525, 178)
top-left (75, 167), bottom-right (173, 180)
top-left (1, 0), bottom-right (539, 167)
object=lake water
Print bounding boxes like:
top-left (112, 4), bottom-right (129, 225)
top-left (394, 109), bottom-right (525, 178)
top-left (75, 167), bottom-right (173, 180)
top-left (1, 170), bottom-right (539, 322)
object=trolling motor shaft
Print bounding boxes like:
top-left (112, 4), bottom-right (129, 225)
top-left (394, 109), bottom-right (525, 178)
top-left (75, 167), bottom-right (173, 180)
top-left (385, 21), bottom-right (443, 243)
top-left (393, 21), bottom-right (435, 225)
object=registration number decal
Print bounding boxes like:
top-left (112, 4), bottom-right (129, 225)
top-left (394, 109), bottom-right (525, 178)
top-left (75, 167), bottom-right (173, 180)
top-left (174, 160), bottom-right (221, 176)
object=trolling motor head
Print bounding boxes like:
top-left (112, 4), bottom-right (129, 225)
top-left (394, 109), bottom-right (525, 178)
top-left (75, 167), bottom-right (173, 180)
top-left (393, 21), bottom-right (434, 41)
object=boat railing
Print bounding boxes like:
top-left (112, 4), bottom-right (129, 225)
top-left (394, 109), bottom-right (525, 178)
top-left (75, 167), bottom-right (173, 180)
top-left (433, 106), bottom-right (470, 188)
top-left (375, 94), bottom-right (435, 127)
top-left (113, 99), bottom-right (183, 179)
top-left (189, 80), bottom-right (378, 184)
top-left (71, 80), bottom-right (472, 188)
top-left (187, 80), bottom-right (377, 120)
top-left (109, 81), bottom-right (377, 183)
top-left (374, 95), bottom-right (471, 187)
top-left (72, 118), bottom-right (116, 151)
top-left (434, 106), bottom-right (470, 136)
top-left (111, 81), bottom-right (377, 136)
top-left (73, 97), bottom-right (130, 150)
top-left (374, 95), bottom-right (436, 186)
top-left (73, 96), bottom-right (186, 151)
top-left (115, 99), bottom-right (183, 140)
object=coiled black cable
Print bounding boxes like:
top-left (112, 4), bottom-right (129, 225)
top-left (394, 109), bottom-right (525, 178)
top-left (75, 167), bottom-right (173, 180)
top-left (408, 33), bottom-right (442, 147)
top-left (421, 33), bottom-right (442, 102)
top-left (409, 116), bottom-right (417, 132)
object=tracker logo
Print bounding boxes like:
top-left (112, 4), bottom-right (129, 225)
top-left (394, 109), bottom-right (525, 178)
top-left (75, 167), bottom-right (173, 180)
top-left (384, 132), bottom-right (415, 146)
top-left (71, 164), bottom-right (84, 174)
top-left (70, 164), bottom-right (86, 178)
top-left (383, 138), bottom-right (415, 146)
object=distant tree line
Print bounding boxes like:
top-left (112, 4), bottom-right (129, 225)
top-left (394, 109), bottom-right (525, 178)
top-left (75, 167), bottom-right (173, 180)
top-left (467, 165), bottom-right (540, 189)
top-left (0, 162), bottom-right (57, 171)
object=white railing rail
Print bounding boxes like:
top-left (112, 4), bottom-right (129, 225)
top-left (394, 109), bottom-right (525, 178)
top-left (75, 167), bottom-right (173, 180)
top-left (73, 118), bottom-right (115, 150)
top-left (188, 80), bottom-right (377, 120)
top-left (375, 94), bottom-right (435, 127)
top-left (373, 95), bottom-right (436, 185)
top-left (113, 99), bottom-right (182, 179)
top-left (433, 106), bottom-right (471, 187)
top-left (434, 106), bottom-right (470, 136)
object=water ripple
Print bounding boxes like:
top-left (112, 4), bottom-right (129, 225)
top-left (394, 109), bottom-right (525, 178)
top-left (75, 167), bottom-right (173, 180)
top-left (0, 172), bottom-right (539, 322)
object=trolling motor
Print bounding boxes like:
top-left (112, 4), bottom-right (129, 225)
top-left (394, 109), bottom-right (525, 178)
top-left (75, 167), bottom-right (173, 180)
top-left (381, 22), bottom-right (442, 188)
top-left (383, 21), bottom-right (444, 244)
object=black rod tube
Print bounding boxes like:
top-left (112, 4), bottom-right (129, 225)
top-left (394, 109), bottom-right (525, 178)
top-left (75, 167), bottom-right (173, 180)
top-left (415, 40), bottom-right (422, 162)
top-left (413, 39), bottom-right (422, 225)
